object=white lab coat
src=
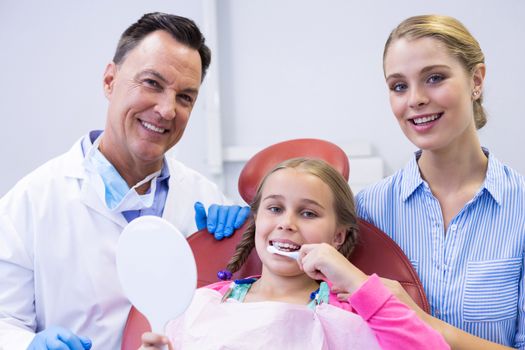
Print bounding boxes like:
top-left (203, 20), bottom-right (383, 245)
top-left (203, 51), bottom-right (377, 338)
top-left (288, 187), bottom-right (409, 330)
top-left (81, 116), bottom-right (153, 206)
top-left (0, 135), bottom-right (229, 350)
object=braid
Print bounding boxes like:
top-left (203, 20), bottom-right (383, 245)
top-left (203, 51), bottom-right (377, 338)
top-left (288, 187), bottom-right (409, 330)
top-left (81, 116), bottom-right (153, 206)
top-left (225, 219), bottom-right (256, 274)
top-left (338, 225), bottom-right (359, 260)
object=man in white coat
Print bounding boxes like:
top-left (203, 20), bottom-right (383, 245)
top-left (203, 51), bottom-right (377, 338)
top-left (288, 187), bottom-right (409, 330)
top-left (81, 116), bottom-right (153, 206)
top-left (0, 12), bottom-right (248, 350)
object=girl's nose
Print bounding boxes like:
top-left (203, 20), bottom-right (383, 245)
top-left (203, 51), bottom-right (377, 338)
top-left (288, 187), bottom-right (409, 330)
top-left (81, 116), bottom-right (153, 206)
top-left (277, 213), bottom-right (297, 232)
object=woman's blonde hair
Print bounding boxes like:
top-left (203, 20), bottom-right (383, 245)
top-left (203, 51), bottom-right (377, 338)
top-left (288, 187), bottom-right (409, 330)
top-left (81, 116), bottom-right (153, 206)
top-left (383, 15), bottom-right (487, 129)
top-left (224, 157), bottom-right (359, 276)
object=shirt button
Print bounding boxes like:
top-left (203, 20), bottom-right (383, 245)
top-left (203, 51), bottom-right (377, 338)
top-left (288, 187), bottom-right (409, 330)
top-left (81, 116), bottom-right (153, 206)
top-left (435, 309), bottom-right (440, 317)
top-left (450, 224), bottom-right (457, 231)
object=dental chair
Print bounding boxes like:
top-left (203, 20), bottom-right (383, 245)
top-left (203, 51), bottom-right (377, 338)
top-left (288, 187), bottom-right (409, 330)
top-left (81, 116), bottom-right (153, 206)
top-left (121, 138), bottom-right (429, 350)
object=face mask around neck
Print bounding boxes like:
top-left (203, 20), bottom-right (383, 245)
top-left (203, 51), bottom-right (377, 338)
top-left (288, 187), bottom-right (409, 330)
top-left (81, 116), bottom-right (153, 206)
top-left (83, 134), bottom-right (161, 212)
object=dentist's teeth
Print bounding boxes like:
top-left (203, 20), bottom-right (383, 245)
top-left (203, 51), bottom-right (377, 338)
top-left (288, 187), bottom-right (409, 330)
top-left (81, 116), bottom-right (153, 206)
top-left (413, 114), bottom-right (440, 125)
top-left (141, 121), bottom-right (165, 133)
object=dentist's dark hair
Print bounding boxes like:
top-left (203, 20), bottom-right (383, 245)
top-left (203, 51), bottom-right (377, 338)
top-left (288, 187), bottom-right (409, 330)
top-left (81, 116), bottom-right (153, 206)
top-left (113, 12), bottom-right (211, 81)
top-left (222, 158), bottom-right (359, 278)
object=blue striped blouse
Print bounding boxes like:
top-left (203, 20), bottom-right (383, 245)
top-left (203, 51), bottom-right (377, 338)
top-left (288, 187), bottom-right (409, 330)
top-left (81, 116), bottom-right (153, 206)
top-left (356, 149), bottom-right (525, 348)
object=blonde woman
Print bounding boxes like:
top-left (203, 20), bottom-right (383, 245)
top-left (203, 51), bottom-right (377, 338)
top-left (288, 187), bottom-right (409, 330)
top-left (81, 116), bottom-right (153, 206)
top-left (357, 14), bottom-right (525, 350)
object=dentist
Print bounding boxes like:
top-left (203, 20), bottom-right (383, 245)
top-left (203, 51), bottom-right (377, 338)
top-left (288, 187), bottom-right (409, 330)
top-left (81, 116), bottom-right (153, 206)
top-left (0, 12), bottom-right (248, 350)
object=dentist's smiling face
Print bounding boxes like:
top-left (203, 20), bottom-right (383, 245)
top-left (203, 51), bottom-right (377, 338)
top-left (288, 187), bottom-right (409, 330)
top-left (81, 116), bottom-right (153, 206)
top-left (254, 167), bottom-right (342, 277)
top-left (101, 30), bottom-right (202, 174)
top-left (384, 37), bottom-right (481, 152)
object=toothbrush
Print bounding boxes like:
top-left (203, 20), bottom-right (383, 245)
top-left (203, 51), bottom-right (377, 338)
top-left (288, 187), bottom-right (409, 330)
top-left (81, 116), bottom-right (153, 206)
top-left (266, 245), bottom-right (300, 261)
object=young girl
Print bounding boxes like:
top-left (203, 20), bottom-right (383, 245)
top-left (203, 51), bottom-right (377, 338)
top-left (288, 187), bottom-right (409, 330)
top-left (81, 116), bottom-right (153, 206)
top-left (140, 158), bottom-right (449, 349)
top-left (356, 15), bottom-right (525, 349)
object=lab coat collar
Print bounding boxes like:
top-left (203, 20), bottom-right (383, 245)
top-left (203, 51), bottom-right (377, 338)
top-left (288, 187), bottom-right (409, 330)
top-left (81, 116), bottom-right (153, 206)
top-left (62, 135), bottom-right (89, 180)
top-left (63, 135), bottom-right (128, 228)
top-left (162, 156), bottom-right (189, 225)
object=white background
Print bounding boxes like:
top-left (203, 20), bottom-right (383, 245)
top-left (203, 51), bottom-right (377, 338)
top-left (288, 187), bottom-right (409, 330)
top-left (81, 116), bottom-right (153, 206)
top-left (1, 0), bottom-right (524, 200)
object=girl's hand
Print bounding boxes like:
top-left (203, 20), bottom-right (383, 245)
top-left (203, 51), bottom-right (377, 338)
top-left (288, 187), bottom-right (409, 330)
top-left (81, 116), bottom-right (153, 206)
top-left (139, 332), bottom-right (174, 350)
top-left (298, 243), bottom-right (368, 294)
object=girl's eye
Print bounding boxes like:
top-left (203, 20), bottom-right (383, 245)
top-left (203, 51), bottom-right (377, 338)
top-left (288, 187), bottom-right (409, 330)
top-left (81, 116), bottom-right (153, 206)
top-left (427, 74), bottom-right (444, 84)
top-left (268, 206), bottom-right (282, 213)
top-left (301, 210), bottom-right (317, 218)
top-left (390, 82), bottom-right (407, 92)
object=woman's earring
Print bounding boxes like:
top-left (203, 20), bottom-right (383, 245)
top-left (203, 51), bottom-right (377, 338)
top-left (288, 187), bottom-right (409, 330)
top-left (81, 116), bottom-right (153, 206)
top-left (472, 90), bottom-right (480, 98)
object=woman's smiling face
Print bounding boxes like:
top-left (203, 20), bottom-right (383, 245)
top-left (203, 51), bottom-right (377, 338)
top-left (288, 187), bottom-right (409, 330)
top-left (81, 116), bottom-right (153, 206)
top-left (384, 36), bottom-right (484, 153)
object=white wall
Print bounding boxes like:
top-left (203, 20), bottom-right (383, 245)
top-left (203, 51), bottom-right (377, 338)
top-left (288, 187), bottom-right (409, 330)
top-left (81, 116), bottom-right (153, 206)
top-left (1, 0), bottom-right (524, 200)
top-left (216, 0), bottom-right (525, 199)
top-left (0, 0), bottom-right (211, 196)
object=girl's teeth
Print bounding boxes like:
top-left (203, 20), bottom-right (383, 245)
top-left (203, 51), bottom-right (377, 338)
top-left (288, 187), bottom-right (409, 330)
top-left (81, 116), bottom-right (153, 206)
top-left (271, 241), bottom-right (300, 251)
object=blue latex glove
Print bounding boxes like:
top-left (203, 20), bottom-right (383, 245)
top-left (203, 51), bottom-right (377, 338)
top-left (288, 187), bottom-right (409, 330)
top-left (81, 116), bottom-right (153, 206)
top-left (28, 326), bottom-right (92, 350)
top-left (194, 202), bottom-right (250, 240)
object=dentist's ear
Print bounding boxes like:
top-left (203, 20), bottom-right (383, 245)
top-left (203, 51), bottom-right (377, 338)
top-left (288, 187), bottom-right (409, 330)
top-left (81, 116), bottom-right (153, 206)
top-left (103, 62), bottom-right (117, 98)
top-left (332, 227), bottom-right (347, 249)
